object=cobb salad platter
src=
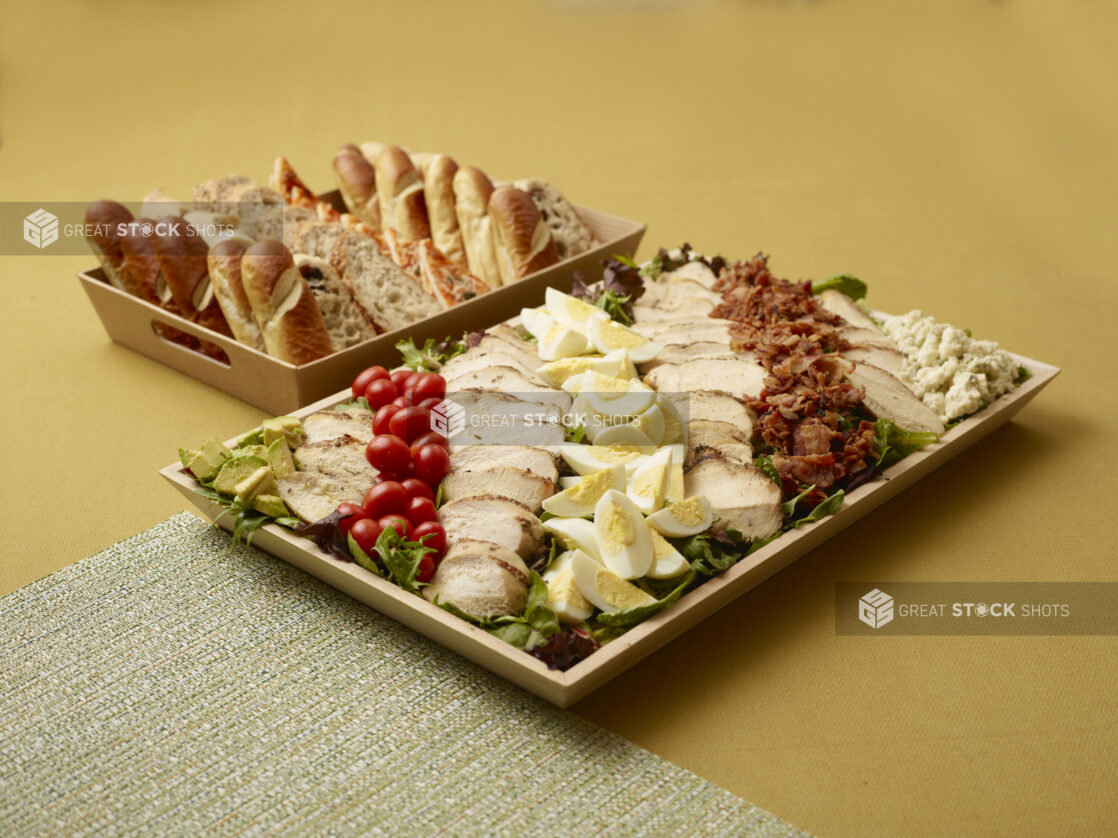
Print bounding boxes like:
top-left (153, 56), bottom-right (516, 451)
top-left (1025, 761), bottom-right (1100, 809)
top-left (162, 246), bottom-right (1058, 707)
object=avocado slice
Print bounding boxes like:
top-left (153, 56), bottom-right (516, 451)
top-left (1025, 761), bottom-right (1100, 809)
top-left (267, 438), bottom-right (295, 479)
top-left (233, 443), bottom-right (268, 461)
top-left (252, 493), bottom-right (288, 518)
top-left (212, 454), bottom-right (268, 496)
top-left (182, 438), bottom-right (234, 482)
top-left (234, 466), bottom-right (277, 503)
top-left (261, 418), bottom-right (286, 446)
top-left (279, 416), bottom-right (304, 449)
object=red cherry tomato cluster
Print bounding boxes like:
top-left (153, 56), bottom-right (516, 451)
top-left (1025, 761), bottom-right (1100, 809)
top-left (337, 365), bottom-right (454, 581)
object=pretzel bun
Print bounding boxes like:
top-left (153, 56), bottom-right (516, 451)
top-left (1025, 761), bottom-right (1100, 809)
top-left (453, 166), bottom-right (501, 287)
top-left (374, 146), bottom-right (430, 242)
top-left (240, 240), bottom-right (334, 365)
top-left (207, 240), bottom-right (266, 352)
top-left (83, 200), bottom-right (134, 293)
top-left (487, 186), bottom-right (560, 283)
top-left (333, 144), bottom-right (381, 231)
top-left (423, 154), bottom-right (466, 266)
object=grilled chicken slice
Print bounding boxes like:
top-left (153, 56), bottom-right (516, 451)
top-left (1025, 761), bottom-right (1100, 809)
top-left (684, 453), bottom-right (782, 539)
top-left (443, 467), bottom-right (556, 514)
top-left (681, 390), bottom-right (756, 437)
top-left (441, 349), bottom-right (544, 384)
top-left (293, 435), bottom-right (378, 484)
top-left (445, 366), bottom-right (571, 414)
top-left (422, 539), bottom-right (530, 619)
top-left (641, 279), bottom-right (722, 311)
top-left (631, 317), bottom-right (734, 340)
top-left (448, 444), bottom-right (558, 482)
top-left (438, 495), bottom-right (545, 560)
top-left (645, 358), bottom-right (767, 401)
top-left (277, 471), bottom-right (367, 523)
top-left (301, 409), bottom-right (375, 445)
top-left (846, 362), bottom-right (945, 433)
top-left (641, 341), bottom-right (739, 369)
top-left (631, 297), bottom-right (716, 322)
top-left (685, 419), bottom-right (753, 467)
top-left (843, 345), bottom-right (906, 380)
top-left (817, 289), bottom-right (878, 331)
top-left (657, 260), bottom-right (720, 289)
top-left (443, 391), bottom-right (567, 447)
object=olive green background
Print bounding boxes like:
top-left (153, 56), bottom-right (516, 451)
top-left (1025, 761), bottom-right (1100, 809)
top-left (1, 1), bottom-right (1115, 835)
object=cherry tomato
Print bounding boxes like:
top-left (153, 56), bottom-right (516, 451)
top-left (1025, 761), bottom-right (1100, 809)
top-left (363, 480), bottom-right (407, 518)
top-left (349, 517), bottom-right (383, 558)
top-left (413, 521), bottom-right (447, 557)
top-left (400, 477), bottom-right (435, 502)
top-left (336, 502), bottom-right (367, 538)
top-left (352, 366), bottom-right (389, 401)
top-left (409, 431), bottom-right (449, 455)
top-left (417, 396), bottom-right (443, 412)
top-left (413, 443), bottom-right (451, 485)
top-left (363, 378), bottom-right (398, 409)
top-left (390, 369), bottom-right (414, 392)
top-left (366, 434), bottom-right (412, 477)
top-left (372, 403), bottom-right (402, 436)
top-left (392, 395), bottom-right (411, 409)
top-left (404, 496), bottom-right (438, 527)
top-left (415, 554), bottom-right (436, 583)
top-left (406, 372), bottom-right (447, 404)
top-left (378, 514), bottom-right (413, 540)
top-left (389, 406), bottom-right (433, 443)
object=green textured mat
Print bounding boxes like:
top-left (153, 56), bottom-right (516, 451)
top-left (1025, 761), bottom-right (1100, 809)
top-left (0, 513), bottom-right (804, 837)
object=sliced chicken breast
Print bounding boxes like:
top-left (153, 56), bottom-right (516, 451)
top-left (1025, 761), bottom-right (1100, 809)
top-left (631, 317), bottom-right (734, 340)
top-left (641, 341), bottom-right (740, 369)
top-left (846, 362), bottom-right (945, 434)
top-left (302, 409), bottom-right (375, 445)
top-left (632, 298), bottom-right (716, 322)
top-left (685, 419), bottom-right (753, 467)
top-left (684, 453), bottom-right (782, 539)
top-left (441, 349), bottom-right (544, 384)
top-left (656, 260), bottom-right (719, 289)
top-left (641, 279), bottom-right (722, 311)
top-left (442, 466), bottom-right (556, 514)
top-left (443, 391), bottom-right (567, 447)
top-left (277, 471), bottom-right (367, 524)
top-left (817, 289), bottom-right (879, 331)
top-left (843, 345), bottom-right (906, 380)
top-left (445, 366), bottom-right (571, 414)
top-left (438, 495), bottom-right (545, 560)
top-left (645, 358), bottom-right (767, 400)
top-left (422, 539), bottom-right (530, 619)
top-left (293, 435), bottom-right (378, 485)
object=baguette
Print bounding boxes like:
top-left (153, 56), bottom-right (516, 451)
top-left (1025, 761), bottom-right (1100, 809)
top-left (374, 146), bottom-right (430, 242)
top-left (423, 154), bottom-right (466, 267)
top-left (453, 166), bottom-right (501, 287)
top-left (513, 177), bottom-right (597, 261)
top-left (332, 144), bottom-right (381, 230)
top-left (83, 200), bottom-right (134, 293)
top-left (207, 240), bottom-right (266, 352)
top-left (488, 186), bottom-right (560, 284)
top-left (241, 240), bottom-right (334, 365)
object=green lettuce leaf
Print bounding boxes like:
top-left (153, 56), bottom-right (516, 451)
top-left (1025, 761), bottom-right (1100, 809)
top-left (788, 490), bottom-right (845, 529)
top-left (596, 571), bottom-right (696, 628)
top-left (811, 274), bottom-right (868, 300)
top-left (376, 526), bottom-right (435, 595)
top-left (873, 418), bottom-right (940, 468)
top-left (347, 533), bottom-right (384, 577)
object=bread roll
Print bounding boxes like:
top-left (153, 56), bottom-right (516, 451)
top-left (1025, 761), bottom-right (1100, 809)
top-left (150, 216), bottom-right (211, 318)
top-left (453, 166), bottom-right (501, 287)
top-left (116, 217), bottom-right (165, 305)
top-left (513, 178), bottom-right (597, 261)
top-left (207, 240), bottom-right (266, 352)
top-left (241, 240), bottom-right (334, 365)
top-left (83, 200), bottom-right (134, 293)
top-left (294, 253), bottom-right (377, 350)
top-left (487, 187), bottom-right (560, 284)
top-left (423, 154), bottom-right (466, 266)
top-left (374, 146), bottom-right (430, 242)
top-left (333, 144), bottom-right (381, 230)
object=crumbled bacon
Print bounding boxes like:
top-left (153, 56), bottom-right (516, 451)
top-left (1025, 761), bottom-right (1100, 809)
top-left (711, 254), bottom-right (876, 492)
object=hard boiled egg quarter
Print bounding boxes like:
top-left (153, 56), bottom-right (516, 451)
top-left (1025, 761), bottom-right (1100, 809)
top-left (570, 550), bottom-right (655, 613)
top-left (543, 517), bottom-right (604, 562)
top-left (542, 464), bottom-right (627, 518)
top-left (586, 311), bottom-right (662, 363)
top-left (626, 447), bottom-right (672, 515)
top-left (594, 489), bottom-right (654, 579)
top-left (646, 495), bottom-right (714, 538)
top-left (545, 287), bottom-right (603, 332)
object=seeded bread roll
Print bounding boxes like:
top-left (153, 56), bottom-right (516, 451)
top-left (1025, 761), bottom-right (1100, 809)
top-left (332, 144), bottom-right (381, 230)
top-left (374, 146), bottom-right (430, 242)
top-left (207, 240), bottom-right (266, 352)
top-left (241, 240), bottom-right (334, 365)
top-left (513, 178), bottom-right (597, 261)
top-left (423, 154), bottom-right (466, 267)
top-left (453, 166), bottom-right (501, 288)
top-left (293, 253), bottom-right (376, 350)
top-left (487, 187), bottom-right (560, 284)
top-left (83, 200), bottom-right (134, 293)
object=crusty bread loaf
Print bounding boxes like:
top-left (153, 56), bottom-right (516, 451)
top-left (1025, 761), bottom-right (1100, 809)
top-left (116, 217), bottom-right (165, 305)
top-left (513, 177), bottom-right (597, 261)
top-left (207, 240), bottom-right (266, 352)
top-left (192, 174), bottom-right (253, 213)
top-left (423, 154), bottom-right (466, 267)
top-left (488, 186), bottom-right (560, 284)
top-left (374, 146), bottom-right (430, 242)
top-left (241, 240), bottom-right (334, 365)
top-left (453, 166), bottom-right (502, 288)
top-left (293, 253), bottom-right (377, 350)
top-left (83, 200), bottom-right (134, 293)
top-left (333, 144), bottom-right (381, 230)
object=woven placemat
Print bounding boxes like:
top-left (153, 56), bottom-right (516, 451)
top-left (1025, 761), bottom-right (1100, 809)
top-left (0, 513), bottom-right (804, 837)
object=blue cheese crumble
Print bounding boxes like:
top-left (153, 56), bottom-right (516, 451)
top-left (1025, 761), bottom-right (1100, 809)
top-left (882, 310), bottom-right (1020, 422)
